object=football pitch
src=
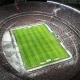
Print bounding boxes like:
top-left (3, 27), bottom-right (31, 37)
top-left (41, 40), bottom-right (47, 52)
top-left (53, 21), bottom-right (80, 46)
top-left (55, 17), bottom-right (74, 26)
top-left (12, 23), bottom-right (72, 71)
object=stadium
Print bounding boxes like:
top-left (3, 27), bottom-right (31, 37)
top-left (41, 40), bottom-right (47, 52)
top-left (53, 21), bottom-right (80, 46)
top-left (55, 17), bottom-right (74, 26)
top-left (0, 1), bottom-right (80, 80)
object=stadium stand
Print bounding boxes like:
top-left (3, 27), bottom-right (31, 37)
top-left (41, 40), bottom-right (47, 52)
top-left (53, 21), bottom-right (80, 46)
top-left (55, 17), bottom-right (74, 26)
top-left (0, 0), bottom-right (80, 80)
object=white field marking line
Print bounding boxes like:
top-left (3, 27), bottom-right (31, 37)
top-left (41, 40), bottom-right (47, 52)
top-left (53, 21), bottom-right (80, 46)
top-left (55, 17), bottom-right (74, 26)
top-left (45, 24), bottom-right (53, 32)
top-left (46, 59), bottom-right (51, 62)
top-left (60, 42), bottom-right (72, 58)
top-left (54, 58), bottom-right (60, 60)
top-left (40, 62), bottom-right (46, 65)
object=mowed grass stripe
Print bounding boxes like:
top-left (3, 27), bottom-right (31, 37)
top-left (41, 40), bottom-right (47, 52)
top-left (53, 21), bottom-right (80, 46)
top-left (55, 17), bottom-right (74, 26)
top-left (32, 26), bottom-right (49, 60)
top-left (22, 29), bottom-right (38, 68)
top-left (17, 29), bottom-right (34, 68)
top-left (25, 28), bottom-right (41, 66)
top-left (14, 29), bottom-right (35, 68)
top-left (35, 26), bottom-right (52, 59)
top-left (42, 26), bottom-right (61, 58)
top-left (34, 25), bottom-right (61, 61)
top-left (28, 28), bottom-right (46, 63)
top-left (39, 24), bottom-right (69, 59)
top-left (40, 25), bottom-right (68, 58)
top-left (30, 27), bottom-right (46, 62)
top-left (48, 28), bottom-right (69, 58)
top-left (13, 30), bottom-right (31, 68)
top-left (37, 25), bottom-right (59, 59)
top-left (18, 29), bottom-right (34, 68)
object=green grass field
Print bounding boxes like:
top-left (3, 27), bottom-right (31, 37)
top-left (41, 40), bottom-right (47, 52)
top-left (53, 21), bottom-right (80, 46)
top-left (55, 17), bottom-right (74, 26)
top-left (13, 23), bottom-right (71, 71)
